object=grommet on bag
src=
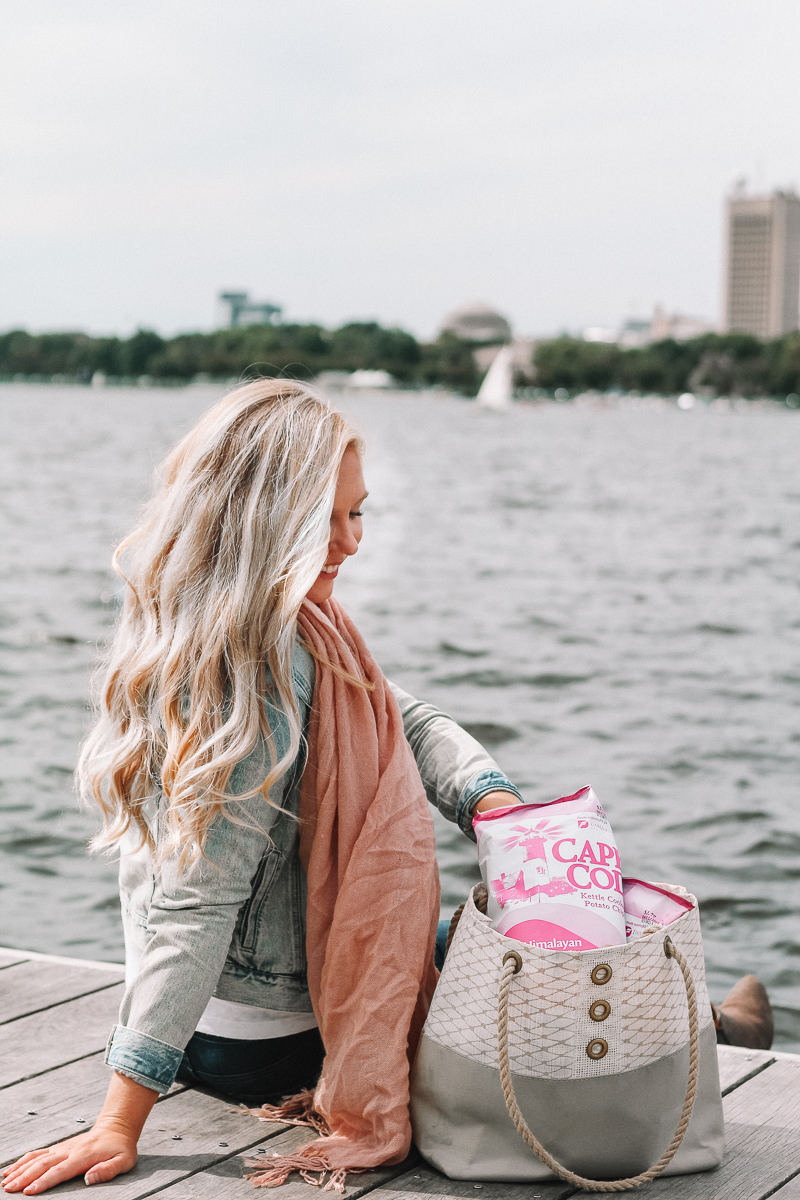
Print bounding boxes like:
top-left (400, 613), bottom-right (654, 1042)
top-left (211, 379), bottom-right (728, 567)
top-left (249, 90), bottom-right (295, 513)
top-left (586, 1037), bottom-right (608, 1060)
top-left (590, 963), bottom-right (612, 985)
top-left (503, 950), bottom-right (523, 975)
top-left (589, 999), bottom-right (611, 1022)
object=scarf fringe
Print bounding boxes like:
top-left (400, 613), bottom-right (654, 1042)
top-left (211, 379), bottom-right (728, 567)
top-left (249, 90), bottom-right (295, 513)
top-left (232, 1088), bottom-right (331, 1136)
top-left (244, 1151), bottom-right (347, 1193)
top-left (237, 1093), bottom-right (347, 1191)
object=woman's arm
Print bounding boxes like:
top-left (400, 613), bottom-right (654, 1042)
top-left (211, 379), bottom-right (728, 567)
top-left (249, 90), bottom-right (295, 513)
top-left (105, 746), bottom-right (283, 1094)
top-left (474, 789), bottom-right (523, 813)
top-left (108, 649), bottom-right (314, 1094)
top-left (1, 1072), bottom-right (157, 1194)
top-left (388, 680), bottom-right (523, 836)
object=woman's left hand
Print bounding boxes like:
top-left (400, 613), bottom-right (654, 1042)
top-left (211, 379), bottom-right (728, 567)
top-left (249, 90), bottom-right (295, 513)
top-left (2, 1072), bottom-right (157, 1194)
top-left (0, 1124), bottom-right (138, 1193)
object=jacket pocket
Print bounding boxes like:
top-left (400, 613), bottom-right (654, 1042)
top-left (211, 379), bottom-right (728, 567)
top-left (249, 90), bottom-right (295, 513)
top-left (235, 846), bottom-right (284, 953)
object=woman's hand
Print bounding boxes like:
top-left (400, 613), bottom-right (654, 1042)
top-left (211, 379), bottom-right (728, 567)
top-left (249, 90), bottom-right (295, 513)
top-left (1, 1124), bottom-right (137, 1194)
top-left (2, 1071), bottom-right (158, 1194)
top-left (473, 790), bottom-right (523, 813)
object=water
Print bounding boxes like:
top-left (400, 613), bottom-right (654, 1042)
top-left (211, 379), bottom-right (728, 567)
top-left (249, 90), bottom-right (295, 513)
top-left (1, 384), bottom-right (798, 1049)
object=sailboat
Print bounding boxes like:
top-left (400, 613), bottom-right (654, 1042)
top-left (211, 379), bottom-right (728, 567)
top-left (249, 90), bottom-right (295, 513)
top-left (476, 344), bottom-right (514, 409)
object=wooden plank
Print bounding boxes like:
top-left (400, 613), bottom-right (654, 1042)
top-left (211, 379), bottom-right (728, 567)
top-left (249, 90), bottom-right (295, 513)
top-left (0, 984), bottom-right (124, 1089)
top-left (717, 1045), bottom-right (777, 1095)
top-left (772, 1172), bottom-right (800, 1199)
top-left (12, 1087), bottom-right (287, 1197)
top-left (578, 1055), bottom-right (800, 1199)
top-left (0, 1055), bottom-right (112, 1167)
top-left (0, 952), bottom-right (27, 971)
top-left (0, 1054), bottom-right (186, 1168)
top-left (0, 959), bottom-right (124, 1025)
top-left (161, 1125), bottom-right (419, 1199)
top-left (0, 946), bottom-right (124, 975)
top-left (369, 1164), bottom-right (575, 1200)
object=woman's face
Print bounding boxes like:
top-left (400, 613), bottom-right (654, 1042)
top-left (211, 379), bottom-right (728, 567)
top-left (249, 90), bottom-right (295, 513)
top-left (305, 444), bottom-right (367, 604)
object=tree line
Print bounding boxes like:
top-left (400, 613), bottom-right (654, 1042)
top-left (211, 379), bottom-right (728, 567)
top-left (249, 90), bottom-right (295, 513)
top-left (0, 323), bottom-right (480, 393)
top-left (3, 322), bottom-right (800, 397)
top-left (532, 332), bottom-right (800, 398)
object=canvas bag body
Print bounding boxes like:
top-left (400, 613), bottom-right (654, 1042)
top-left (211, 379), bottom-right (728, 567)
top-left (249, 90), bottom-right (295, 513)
top-left (410, 883), bottom-right (724, 1183)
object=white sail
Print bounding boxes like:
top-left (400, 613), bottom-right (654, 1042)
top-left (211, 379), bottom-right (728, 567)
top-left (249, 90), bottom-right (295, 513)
top-left (476, 344), bottom-right (514, 409)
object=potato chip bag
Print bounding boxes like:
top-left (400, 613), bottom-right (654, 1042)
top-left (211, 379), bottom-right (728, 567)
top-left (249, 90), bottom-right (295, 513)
top-left (473, 786), bottom-right (626, 951)
top-left (623, 878), bottom-right (693, 941)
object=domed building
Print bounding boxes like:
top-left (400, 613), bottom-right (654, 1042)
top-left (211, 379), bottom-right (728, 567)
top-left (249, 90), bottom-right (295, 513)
top-left (439, 302), bottom-right (512, 343)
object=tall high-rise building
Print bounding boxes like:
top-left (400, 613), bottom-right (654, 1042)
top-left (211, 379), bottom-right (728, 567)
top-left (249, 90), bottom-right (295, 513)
top-left (724, 189), bottom-right (800, 339)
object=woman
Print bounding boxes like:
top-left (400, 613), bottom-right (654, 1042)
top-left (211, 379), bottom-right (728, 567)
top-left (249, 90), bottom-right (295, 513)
top-left (2, 381), bottom-right (522, 1195)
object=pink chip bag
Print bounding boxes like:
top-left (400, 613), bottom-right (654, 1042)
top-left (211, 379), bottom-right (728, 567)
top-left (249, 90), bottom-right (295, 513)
top-left (623, 877), bottom-right (694, 940)
top-left (473, 785), bottom-right (627, 951)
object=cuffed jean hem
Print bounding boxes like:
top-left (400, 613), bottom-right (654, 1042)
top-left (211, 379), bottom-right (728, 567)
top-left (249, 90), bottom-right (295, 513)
top-left (105, 1023), bottom-right (184, 1095)
top-left (456, 769), bottom-right (523, 838)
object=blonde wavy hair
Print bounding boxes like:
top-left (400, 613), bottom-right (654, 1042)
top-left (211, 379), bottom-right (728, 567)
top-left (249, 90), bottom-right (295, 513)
top-left (77, 379), bottom-right (362, 864)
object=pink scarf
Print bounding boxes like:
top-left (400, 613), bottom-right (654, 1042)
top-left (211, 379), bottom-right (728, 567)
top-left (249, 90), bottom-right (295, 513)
top-left (245, 599), bottom-right (440, 1191)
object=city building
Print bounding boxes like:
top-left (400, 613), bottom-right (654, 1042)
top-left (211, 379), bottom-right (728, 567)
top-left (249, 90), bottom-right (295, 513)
top-left (617, 318), bottom-right (653, 349)
top-left (582, 326), bottom-right (618, 344)
top-left (583, 307), bottom-right (714, 348)
top-left (723, 188), bottom-right (800, 338)
top-left (219, 291), bottom-right (283, 328)
top-left (316, 369), bottom-right (395, 390)
top-left (649, 306), bottom-right (715, 342)
top-left (440, 302), bottom-right (512, 343)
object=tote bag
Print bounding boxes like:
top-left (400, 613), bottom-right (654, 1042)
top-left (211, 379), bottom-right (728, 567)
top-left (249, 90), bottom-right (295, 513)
top-left (410, 882), bottom-right (724, 1190)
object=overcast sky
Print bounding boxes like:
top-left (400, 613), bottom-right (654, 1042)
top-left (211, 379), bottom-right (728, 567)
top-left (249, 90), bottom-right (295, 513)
top-left (2, 1), bottom-right (799, 339)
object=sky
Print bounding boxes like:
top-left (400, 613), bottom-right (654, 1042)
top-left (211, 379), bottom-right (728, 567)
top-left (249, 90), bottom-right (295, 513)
top-left (1, 1), bottom-right (799, 340)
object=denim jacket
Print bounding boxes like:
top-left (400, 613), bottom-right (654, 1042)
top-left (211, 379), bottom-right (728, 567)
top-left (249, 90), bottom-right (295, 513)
top-left (106, 642), bottom-right (521, 1094)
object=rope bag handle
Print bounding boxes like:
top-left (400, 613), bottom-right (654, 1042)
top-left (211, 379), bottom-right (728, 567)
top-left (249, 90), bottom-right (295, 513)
top-left (497, 935), bottom-right (700, 1193)
top-left (445, 884), bottom-right (489, 956)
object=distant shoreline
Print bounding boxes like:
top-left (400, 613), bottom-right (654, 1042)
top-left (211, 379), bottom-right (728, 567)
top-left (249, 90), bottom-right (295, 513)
top-left (1, 378), bottom-right (798, 411)
top-left (1, 323), bottom-right (799, 401)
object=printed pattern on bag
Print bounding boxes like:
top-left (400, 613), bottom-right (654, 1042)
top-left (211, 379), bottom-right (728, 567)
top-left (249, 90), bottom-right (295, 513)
top-left (425, 883), bottom-right (713, 1081)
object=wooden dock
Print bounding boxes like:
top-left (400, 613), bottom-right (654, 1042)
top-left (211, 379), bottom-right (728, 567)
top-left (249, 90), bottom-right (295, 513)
top-left (1, 946), bottom-right (798, 1200)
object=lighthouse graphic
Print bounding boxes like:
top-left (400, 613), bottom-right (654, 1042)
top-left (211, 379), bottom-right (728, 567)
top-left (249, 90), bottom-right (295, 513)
top-left (491, 818), bottom-right (577, 908)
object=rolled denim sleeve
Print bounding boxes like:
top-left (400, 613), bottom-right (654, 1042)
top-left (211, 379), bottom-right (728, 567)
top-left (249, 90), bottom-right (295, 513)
top-left (388, 680), bottom-right (522, 841)
top-left (106, 1024), bottom-right (184, 1095)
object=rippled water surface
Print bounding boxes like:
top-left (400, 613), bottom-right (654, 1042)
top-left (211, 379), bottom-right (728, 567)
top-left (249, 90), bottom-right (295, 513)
top-left (1, 384), bottom-right (799, 1048)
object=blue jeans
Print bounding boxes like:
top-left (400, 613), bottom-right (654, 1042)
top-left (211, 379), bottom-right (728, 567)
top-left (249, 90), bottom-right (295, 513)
top-left (176, 1026), bottom-right (325, 1106)
top-left (435, 917), bottom-right (450, 971)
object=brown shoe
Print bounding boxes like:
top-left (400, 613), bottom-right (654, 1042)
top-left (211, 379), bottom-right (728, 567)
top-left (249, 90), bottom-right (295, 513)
top-left (713, 975), bottom-right (773, 1050)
